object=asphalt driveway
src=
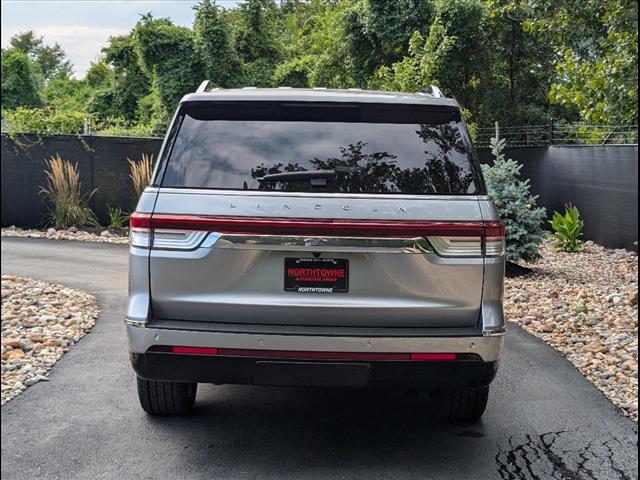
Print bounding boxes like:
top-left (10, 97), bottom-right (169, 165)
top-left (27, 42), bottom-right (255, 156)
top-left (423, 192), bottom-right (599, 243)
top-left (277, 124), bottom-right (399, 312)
top-left (1, 237), bottom-right (637, 480)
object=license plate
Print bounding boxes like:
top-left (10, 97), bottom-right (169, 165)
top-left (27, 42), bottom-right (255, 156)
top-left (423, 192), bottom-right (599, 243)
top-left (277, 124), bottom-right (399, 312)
top-left (284, 257), bottom-right (349, 293)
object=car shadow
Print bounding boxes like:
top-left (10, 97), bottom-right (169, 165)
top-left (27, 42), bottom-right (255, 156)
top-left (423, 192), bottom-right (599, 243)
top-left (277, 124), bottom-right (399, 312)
top-left (144, 384), bottom-right (490, 479)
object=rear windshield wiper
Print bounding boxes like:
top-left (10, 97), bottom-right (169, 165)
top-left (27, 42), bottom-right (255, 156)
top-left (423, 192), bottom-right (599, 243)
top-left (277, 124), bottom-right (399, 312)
top-left (258, 169), bottom-right (336, 186)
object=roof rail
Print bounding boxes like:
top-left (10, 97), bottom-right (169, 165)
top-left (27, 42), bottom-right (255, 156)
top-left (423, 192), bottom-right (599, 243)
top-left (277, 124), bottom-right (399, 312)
top-left (424, 85), bottom-right (443, 98)
top-left (196, 80), bottom-right (210, 93)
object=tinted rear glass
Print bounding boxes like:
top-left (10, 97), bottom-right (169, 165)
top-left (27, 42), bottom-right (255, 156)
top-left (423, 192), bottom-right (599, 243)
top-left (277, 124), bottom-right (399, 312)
top-left (160, 103), bottom-right (482, 194)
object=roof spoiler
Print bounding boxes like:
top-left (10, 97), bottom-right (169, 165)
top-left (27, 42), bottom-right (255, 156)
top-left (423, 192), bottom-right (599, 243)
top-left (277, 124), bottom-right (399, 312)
top-left (195, 81), bottom-right (446, 98)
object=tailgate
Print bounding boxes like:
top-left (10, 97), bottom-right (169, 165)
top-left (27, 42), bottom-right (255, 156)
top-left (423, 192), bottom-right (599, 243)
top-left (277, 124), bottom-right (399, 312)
top-left (144, 190), bottom-right (486, 329)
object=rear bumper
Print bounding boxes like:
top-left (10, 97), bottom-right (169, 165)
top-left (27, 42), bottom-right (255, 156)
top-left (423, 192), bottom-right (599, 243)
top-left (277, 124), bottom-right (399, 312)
top-left (131, 351), bottom-right (499, 389)
top-left (126, 324), bottom-right (504, 361)
top-left (127, 324), bottom-right (504, 389)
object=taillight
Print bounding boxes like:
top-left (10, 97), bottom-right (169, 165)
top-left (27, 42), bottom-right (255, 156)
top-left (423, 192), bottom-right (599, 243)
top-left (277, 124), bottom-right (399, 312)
top-left (129, 212), bottom-right (151, 249)
top-left (151, 229), bottom-right (208, 250)
top-left (423, 220), bottom-right (505, 257)
top-left (129, 212), bottom-right (505, 257)
top-left (129, 212), bottom-right (208, 250)
top-left (484, 221), bottom-right (506, 257)
top-left (427, 236), bottom-right (484, 257)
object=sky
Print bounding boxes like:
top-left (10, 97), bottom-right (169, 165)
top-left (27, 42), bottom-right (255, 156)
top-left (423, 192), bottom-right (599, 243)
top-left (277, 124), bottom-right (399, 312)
top-left (1, 0), bottom-right (242, 78)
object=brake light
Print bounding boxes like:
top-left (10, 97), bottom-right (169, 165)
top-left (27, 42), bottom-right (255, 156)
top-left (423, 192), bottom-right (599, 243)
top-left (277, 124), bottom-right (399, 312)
top-left (142, 214), bottom-right (488, 237)
top-left (129, 213), bottom-right (505, 257)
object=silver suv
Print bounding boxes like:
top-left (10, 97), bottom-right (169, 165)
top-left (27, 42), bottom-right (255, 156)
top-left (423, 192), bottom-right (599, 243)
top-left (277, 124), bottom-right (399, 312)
top-left (126, 87), bottom-right (505, 421)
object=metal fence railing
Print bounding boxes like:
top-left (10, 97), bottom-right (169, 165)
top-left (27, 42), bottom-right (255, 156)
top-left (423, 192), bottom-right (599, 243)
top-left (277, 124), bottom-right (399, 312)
top-left (474, 123), bottom-right (639, 148)
top-left (3, 117), bottom-right (638, 148)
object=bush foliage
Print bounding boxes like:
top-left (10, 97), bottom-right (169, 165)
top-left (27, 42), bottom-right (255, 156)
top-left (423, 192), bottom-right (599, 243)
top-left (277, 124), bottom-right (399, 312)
top-left (107, 205), bottom-right (129, 229)
top-left (549, 204), bottom-right (584, 252)
top-left (481, 124), bottom-right (546, 263)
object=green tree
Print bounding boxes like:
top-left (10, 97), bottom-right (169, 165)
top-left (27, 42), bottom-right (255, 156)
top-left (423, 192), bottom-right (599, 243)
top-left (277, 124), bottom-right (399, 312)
top-left (135, 81), bottom-right (168, 135)
top-left (193, 0), bottom-right (244, 87)
top-left (1, 48), bottom-right (43, 109)
top-left (525, 0), bottom-right (638, 124)
top-left (343, 0), bottom-right (433, 83)
top-left (133, 15), bottom-right (203, 116)
top-left (233, 0), bottom-right (282, 86)
top-left (8, 30), bottom-right (42, 53)
top-left (9, 31), bottom-right (73, 83)
top-left (375, 0), bottom-right (491, 110)
top-left (483, 0), bottom-right (559, 126)
top-left (274, 0), bottom-right (355, 88)
top-left (42, 76), bottom-right (91, 111)
top-left (96, 34), bottom-right (151, 120)
top-left (84, 61), bottom-right (114, 89)
top-left (482, 124), bottom-right (546, 263)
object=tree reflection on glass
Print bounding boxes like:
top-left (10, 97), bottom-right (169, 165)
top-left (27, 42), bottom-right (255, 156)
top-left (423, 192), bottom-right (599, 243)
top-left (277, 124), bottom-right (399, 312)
top-left (395, 123), bottom-right (475, 194)
top-left (249, 122), bottom-right (475, 194)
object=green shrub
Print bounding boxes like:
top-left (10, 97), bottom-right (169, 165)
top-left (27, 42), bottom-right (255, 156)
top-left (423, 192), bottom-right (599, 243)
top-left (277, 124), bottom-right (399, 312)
top-left (39, 154), bottom-right (97, 228)
top-left (93, 116), bottom-right (156, 137)
top-left (2, 107), bottom-right (89, 136)
top-left (481, 123), bottom-right (546, 263)
top-left (106, 206), bottom-right (129, 229)
top-left (549, 204), bottom-right (584, 252)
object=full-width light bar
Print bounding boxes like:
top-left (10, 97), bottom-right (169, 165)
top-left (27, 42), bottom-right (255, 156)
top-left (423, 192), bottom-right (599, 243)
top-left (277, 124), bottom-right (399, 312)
top-left (131, 212), bottom-right (501, 237)
top-left (129, 213), bottom-right (505, 257)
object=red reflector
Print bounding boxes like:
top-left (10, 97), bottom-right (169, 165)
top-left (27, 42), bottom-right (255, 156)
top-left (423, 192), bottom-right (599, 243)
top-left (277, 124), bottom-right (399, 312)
top-left (410, 353), bottom-right (457, 361)
top-left (172, 346), bottom-right (219, 355)
top-left (141, 214), bottom-right (489, 238)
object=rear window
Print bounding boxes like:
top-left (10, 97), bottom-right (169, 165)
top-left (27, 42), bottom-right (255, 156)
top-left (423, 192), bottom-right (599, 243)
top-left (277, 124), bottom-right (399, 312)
top-left (159, 102), bottom-right (483, 195)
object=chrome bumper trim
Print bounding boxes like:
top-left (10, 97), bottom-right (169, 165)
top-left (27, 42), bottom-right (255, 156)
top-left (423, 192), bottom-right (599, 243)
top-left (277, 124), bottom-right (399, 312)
top-left (125, 318), bottom-right (147, 328)
top-left (127, 326), bottom-right (505, 362)
top-left (482, 327), bottom-right (506, 337)
top-left (201, 233), bottom-right (432, 253)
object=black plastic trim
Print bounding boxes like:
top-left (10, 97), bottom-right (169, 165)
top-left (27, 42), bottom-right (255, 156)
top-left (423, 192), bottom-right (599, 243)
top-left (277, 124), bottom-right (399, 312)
top-left (131, 351), bottom-right (499, 389)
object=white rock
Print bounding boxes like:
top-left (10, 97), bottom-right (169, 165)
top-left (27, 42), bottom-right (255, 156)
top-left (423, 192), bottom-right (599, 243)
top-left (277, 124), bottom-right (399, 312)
top-left (1, 275), bottom-right (99, 406)
top-left (20, 338), bottom-right (34, 351)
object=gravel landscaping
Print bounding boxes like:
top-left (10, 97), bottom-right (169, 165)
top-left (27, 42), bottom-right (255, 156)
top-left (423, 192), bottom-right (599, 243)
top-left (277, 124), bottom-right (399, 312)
top-left (505, 239), bottom-right (638, 421)
top-left (1, 275), bottom-right (100, 405)
top-left (1, 226), bottom-right (128, 244)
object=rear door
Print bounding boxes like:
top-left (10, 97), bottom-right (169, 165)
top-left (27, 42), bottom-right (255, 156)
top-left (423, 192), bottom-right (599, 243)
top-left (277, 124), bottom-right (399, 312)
top-left (142, 101), bottom-right (492, 329)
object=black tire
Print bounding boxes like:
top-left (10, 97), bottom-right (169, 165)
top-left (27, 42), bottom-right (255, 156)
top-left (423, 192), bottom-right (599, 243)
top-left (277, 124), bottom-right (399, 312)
top-left (442, 386), bottom-right (489, 421)
top-left (136, 376), bottom-right (197, 416)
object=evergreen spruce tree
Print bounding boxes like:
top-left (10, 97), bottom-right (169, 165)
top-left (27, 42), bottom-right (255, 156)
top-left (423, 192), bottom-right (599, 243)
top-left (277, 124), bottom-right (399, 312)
top-left (481, 123), bottom-right (546, 263)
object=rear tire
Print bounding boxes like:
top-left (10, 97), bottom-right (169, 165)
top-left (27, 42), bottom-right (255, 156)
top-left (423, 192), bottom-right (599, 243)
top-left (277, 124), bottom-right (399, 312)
top-left (136, 376), bottom-right (197, 416)
top-left (442, 386), bottom-right (489, 421)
